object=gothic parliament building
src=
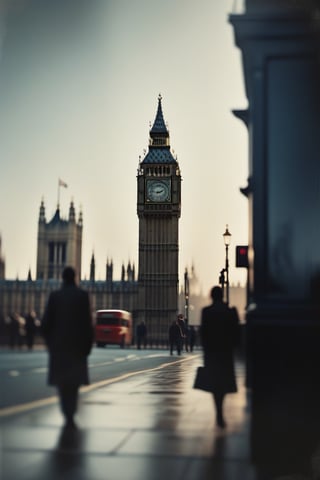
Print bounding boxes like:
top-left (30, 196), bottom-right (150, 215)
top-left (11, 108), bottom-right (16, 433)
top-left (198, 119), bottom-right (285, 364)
top-left (0, 96), bottom-right (188, 343)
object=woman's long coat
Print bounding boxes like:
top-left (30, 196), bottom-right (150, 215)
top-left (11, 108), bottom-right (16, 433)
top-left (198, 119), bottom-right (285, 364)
top-left (200, 301), bottom-right (239, 394)
top-left (42, 284), bottom-right (94, 386)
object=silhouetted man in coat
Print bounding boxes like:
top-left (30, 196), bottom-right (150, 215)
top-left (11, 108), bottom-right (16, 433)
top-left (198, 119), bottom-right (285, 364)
top-left (42, 266), bottom-right (93, 428)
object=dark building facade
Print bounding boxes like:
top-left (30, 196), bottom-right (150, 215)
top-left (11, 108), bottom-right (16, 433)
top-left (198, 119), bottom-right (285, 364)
top-left (230, 1), bottom-right (320, 475)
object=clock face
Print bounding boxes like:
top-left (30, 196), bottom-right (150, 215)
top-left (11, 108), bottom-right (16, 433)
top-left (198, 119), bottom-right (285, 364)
top-left (146, 179), bottom-right (171, 202)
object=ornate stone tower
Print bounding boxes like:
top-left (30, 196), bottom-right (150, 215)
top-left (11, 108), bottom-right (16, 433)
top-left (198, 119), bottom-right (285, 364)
top-left (36, 200), bottom-right (83, 281)
top-left (137, 95), bottom-right (181, 343)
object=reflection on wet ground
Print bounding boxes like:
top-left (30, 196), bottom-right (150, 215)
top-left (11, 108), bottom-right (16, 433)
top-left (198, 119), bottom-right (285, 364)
top-left (1, 354), bottom-right (320, 479)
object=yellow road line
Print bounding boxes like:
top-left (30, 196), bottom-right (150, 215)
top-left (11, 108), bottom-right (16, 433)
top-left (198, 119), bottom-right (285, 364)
top-left (0, 396), bottom-right (58, 417)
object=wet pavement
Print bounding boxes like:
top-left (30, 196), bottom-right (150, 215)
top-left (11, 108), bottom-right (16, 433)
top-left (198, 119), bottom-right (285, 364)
top-left (1, 353), bottom-right (260, 480)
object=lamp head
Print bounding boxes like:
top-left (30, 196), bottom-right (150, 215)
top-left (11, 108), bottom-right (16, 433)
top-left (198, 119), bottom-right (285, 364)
top-left (223, 224), bottom-right (231, 247)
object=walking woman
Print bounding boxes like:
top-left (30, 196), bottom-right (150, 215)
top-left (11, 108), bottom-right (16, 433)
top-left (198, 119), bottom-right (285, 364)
top-left (200, 286), bottom-right (240, 428)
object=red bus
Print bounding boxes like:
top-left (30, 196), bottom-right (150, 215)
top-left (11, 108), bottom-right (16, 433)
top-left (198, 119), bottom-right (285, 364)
top-left (95, 309), bottom-right (133, 348)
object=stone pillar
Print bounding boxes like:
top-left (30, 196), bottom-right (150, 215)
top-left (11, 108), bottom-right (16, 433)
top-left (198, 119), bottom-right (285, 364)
top-left (230, 2), bottom-right (320, 476)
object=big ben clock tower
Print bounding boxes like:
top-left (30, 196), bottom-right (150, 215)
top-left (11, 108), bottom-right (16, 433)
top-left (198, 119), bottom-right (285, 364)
top-left (137, 95), bottom-right (181, 343)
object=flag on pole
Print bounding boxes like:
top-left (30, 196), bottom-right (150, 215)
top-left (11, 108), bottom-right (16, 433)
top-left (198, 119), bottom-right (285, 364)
top-left (59, 178), bottom-right (68, 188)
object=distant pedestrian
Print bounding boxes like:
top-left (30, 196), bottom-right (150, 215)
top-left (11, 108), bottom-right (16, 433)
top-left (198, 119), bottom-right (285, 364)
top-left (8, 313), bottom-right (20, 349)
top-left (25, 310), bottom-right (38, 350)
top-left (136, 320), bottom-right (147, 349)
top-left (169, 319), bottom-right (183, 355)
top-left (188, 325), bottom-right (196, 352)
top-left (41, 266), bottom-right (94, 429)
top-left (200, 286), bottom-right (240, 428)
top-left (177, 314), bottom-right (188, 352)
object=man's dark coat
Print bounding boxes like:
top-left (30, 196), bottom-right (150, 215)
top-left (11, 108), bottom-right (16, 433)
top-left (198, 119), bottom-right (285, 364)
top-left (42, 284), bottom-right (93, 386)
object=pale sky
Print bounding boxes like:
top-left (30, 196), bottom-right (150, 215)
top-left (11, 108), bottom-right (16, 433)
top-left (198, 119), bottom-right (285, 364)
top-left (0, 0), bottom-right (248, 296)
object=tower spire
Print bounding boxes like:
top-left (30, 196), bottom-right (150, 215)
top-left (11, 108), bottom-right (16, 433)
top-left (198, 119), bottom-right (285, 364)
top-left (148, 94), bottom-right (171, 149)
top-left (140, 95), bottom-right (176, 165)
top-left (150, 94), bottom-right (168, 135)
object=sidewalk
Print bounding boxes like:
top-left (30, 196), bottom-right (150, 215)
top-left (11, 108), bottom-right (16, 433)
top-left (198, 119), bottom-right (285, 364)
top-left (1, 353), bottom-right (257, 480)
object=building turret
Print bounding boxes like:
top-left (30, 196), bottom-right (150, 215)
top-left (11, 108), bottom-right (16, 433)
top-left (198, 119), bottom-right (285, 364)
top-left (106, 258), bottom-right (113, 282)
top-left (127, 261), bottom-right (135, 282)
top-left (69, 201), bottom-right (76, 222)
top-left (78, 208), bottom-right (83, 227)
top-left (127, 261), bottom-right (132, 281)
top-left (90, 252), bottom-right (95, 282)
top-left (36, 200), bottom-right (83, 280)
top-left (121, 263), bottom-right (125, 282)
top-left (132, 263), bottom-right (136, 282)
top-left (39, 199), bottom-right (46, 223)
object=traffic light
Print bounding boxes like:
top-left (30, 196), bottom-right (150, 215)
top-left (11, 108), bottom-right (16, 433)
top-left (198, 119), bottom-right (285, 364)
top-left (236, 245), bottom-right (249, 268)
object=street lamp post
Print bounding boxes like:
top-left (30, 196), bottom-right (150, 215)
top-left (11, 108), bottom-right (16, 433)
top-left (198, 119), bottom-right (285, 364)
top-left (223, 225), bottom-right (232, 305)
top-left (184, 268), bottom-right (189, 325)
